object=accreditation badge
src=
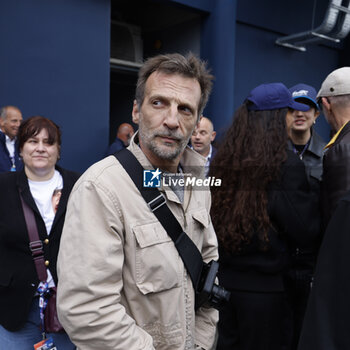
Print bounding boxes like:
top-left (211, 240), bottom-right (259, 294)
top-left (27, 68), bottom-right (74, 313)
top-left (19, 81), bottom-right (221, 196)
top-left (34, 337), bottom-right (57, 350)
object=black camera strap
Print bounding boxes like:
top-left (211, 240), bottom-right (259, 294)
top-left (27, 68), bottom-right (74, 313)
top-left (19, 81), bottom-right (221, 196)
top-left (114, 149), bottom-right (204, 291)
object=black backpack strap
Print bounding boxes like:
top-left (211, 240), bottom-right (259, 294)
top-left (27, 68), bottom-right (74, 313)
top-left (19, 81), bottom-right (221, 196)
top-left (114, 149), bottom-right (204, 290)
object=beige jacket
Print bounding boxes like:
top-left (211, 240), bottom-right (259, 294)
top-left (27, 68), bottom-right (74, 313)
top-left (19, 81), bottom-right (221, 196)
top-left (57, 136), bottom-right (219, 350)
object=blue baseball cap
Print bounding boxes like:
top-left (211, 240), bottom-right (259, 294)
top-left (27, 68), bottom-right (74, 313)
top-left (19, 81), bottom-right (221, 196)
top-left (246, 83), bottom-right (309, 112)
top-left (289, 83), bottom-right (319, 110)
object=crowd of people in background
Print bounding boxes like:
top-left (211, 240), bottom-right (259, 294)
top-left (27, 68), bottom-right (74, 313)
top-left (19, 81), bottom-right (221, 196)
top-left (0, 53), bottom-right (349, 350)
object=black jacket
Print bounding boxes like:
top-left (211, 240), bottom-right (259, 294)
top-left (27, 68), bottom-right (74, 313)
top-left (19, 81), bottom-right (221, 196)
top-left (287, 130), bottom-right (325, 270)
top-left (288, 129), bottom-right (326, 191)
top-left (322, 121), bottom-right (350, 226)
top-left (218, 150), bottom-right (320, 292)
top-left (0, 166), bottom-right (79, 331)
top-left (298, 191), bottom-right (350, 350)
top-left (105, 137), bottom-right (125, 157)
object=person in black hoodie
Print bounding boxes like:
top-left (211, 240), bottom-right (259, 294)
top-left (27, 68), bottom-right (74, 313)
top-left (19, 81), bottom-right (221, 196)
top-left (210, 83), bottom-right (320, 350)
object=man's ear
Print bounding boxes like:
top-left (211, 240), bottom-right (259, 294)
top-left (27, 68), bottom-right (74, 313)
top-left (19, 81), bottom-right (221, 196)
top-left (132, 100), bottom-right (140, 124)
top-left (321, 97), bottom-right (331, 112)
top-left (211, 131), bottom-right (217, 142)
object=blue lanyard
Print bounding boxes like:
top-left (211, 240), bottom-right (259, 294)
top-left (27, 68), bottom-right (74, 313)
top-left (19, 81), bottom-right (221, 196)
top-left (292, 140), bottom-right (310, 160)
top-left (37, 282), bottom-right (50, 339)
top-left (10, 156), bottom-right (16, 172)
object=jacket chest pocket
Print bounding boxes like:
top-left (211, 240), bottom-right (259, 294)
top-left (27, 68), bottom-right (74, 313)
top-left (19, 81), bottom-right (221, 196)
top-left (191, 208), bottom-right (210, 230)
top-left (188, 207), bottom-right (210, 242)
top-left (133, 222), bottom-right (182, 295)
top-left (309, 165), bottom-right (323, 181)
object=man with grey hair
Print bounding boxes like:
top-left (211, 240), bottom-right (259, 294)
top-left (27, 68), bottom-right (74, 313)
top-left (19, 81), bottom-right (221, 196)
top-left (298, 67), bottom-right (350, 350)
top-left (316, 67), bottom-right (350, 225)
top-left (57, 53), bottom-right (218, 350)
top-left (0, 105), bottom-right (23, 173)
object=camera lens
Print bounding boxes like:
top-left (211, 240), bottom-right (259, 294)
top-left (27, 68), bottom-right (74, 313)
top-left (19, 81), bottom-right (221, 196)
top-left (210, 284), bottom-right (231, 309)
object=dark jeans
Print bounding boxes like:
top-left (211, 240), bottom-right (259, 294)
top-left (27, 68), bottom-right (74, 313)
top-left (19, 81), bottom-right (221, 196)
top-left (217, 289), bottom-right (288, 350)
top-left (0, 297), bottom-right (75, 350)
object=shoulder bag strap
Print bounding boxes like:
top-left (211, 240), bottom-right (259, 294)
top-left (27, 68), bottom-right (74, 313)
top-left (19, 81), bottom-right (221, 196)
top-left (19, 192), bottom-right (48, 282)
top-left (114, 149), bottom-right (204, 290)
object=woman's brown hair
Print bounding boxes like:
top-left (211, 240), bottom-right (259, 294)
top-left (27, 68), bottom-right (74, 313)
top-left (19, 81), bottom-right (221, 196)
top-left (209, 103), bottom-right (288, 253)
top-left (18, 116), bottom-right (61, 151)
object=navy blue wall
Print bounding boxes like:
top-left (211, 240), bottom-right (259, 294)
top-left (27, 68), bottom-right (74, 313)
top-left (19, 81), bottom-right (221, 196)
top-left (0, 0), bottom-right (110, 172)
top-left (201, 0), bottom-right (237, 136)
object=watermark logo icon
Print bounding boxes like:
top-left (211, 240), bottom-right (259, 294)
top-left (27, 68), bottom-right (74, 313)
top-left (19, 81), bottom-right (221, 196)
top-left (143, 168), bottom-right (162, 187)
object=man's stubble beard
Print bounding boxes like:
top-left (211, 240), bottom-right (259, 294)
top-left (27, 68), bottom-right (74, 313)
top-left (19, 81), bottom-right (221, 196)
top-left (138, 121), bottom-right (191, 161)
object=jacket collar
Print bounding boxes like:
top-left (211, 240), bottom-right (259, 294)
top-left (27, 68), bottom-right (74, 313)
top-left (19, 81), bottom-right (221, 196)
top-left (16, 165), bottom-right (72, 233)
top-left (0, 130), bottom-right (8, 152)
top-left (324, 121), bottom-right (350, 149)
top-left (16, 169), bottom-right (39, 215)
top-left (0, 130), bottom-right (17, 146)
top-left (307, 129), bottom-right (325, 158)
top-left (287, 129), bottom-right (325, 159)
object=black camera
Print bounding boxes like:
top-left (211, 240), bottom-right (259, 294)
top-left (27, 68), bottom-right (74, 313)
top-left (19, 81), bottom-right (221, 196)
top-left (195, 260), bottom-right (231, 310)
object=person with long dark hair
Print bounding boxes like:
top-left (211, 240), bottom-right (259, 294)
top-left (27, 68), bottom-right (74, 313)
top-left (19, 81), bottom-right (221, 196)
top-left (211, 83), bottom-right (320, 350)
